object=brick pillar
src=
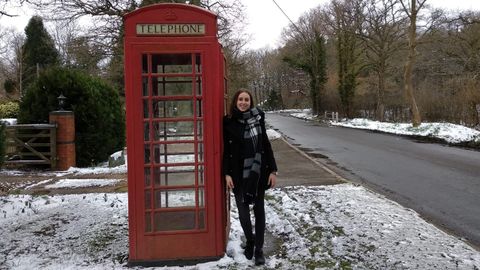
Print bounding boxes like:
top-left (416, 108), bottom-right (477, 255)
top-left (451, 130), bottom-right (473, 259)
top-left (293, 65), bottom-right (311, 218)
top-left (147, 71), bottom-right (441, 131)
top-left (49, 111), bottom-right (75, 170)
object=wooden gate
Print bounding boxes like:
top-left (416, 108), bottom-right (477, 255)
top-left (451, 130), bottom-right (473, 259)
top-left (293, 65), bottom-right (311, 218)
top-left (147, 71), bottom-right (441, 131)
top-left (4, 124), bottom-right (57, 169)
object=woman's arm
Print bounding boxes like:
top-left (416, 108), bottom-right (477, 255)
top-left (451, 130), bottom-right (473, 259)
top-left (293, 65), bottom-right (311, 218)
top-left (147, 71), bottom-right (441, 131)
top-left (222, 118), bottom-right (234, 189)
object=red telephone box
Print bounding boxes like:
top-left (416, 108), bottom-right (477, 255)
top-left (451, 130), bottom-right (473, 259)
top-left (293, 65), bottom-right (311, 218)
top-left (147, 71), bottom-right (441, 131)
top-left (123, 3), bottom-right (229, 266)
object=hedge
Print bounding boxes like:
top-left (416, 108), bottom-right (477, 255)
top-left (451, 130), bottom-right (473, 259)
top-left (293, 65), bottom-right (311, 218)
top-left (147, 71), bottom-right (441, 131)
top-left (18, 67), bottom-right (125, 167)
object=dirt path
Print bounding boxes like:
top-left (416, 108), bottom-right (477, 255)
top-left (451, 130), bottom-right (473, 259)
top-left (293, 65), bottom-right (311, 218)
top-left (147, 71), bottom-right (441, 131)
top-left (0, 170), bottom-right (127, 195)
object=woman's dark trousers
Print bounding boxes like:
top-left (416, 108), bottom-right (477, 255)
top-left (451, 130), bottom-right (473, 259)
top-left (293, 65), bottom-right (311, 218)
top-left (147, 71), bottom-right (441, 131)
top-left (234, 191), bottom-right (266, 251)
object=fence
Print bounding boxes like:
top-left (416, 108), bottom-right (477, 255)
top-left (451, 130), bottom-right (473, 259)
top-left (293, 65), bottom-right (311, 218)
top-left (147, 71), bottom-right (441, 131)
top-left (4, 124), bottom-right (57, 169)
top-left (324, 111), bottom-right (339, 122)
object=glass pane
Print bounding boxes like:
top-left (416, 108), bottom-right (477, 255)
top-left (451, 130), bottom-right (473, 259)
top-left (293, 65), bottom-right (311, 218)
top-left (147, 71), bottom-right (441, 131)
top-left (196, 76), bottom-right (202, 96)
top-left (198, 187), bottom-right (205, 207)
top-left (142, 77), bottom-right (148, 96)
top-left (195, 54), bottom-right (201, 73)
top-left (145, 190), bottom-right (152, 210)
top-left (199, 210), bottom-right (205, 229)
top-left (196, 99), bottom-right (202, 117)
top-left (152, 54), bottom-right (192, 73)
top-left (144, 122), bottom-right (150, 141)
top-left (197, 121), bottom-right (203, 141)
top-left (144, 144), bottom-right (151, 164)
top-left (198, 165), bottom-right (204, 185)
top-left (153, 121), bottom-right (194, 141)
top-left (144, 167), bottom-right (151, 187)
top-left (142, 54), bottom-right (148, 74)
top-left (197, 143), bottom-right (204, 162)
top-left (155, 189), bottom-right (196, 208)
top-left (154, 190), bottom-right (162, 208)
top-left (153, 77), bottom-right (193, 96)
top-left (143, 99), bottom-right (149, 118)
top-left (145, 212), bottom-right (152, 232)
top-left (153, 166), bottom-right (195, 186)
top-left (154, 211), bottom-right (195, 231)
top-left (153, 143), bottom-right (195, 164)
top-left (152, 100), bottom-right (193, 118)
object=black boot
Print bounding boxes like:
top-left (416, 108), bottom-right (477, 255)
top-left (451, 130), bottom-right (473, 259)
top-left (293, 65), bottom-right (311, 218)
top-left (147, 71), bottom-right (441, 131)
top-left (254, 249), bottom-right (265, 265)
top-left (244, 240), bottom-right (254, 260)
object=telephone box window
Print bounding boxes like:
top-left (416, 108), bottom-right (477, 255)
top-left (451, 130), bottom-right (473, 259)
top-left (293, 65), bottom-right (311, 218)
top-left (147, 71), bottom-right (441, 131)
top-left (152, 54), bottom-right (192, 73)
top-left (154, 211), bottom-right (196, 231)
top-left (153, 121), bottom-right (195, 141)
top-left (144, 167), bottom-right (151, 187)
top-left (153, 77), bottom-right (193, 96)
top-left (153, 166), bottom-right (195, 186)
top-left (152, 100), bottom-right (193, 118)
top-left (142, 77), bottom-right (149, 96)
top-left (196, 77), bottom-right (202, 95)
top-left (141, 52), bottom-right (206, 234)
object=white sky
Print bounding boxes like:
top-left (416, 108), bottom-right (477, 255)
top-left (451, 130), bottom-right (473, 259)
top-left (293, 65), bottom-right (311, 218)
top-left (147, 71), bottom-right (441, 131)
top-left (1, 1), bottom-right (480, 50)
top-left (244, 0), bottom-right (480, 49)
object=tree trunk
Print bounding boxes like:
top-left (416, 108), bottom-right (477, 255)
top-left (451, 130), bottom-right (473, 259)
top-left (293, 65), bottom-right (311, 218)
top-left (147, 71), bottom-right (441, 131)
top-left (404, 0), bottom-right (422, 127)
top-left (376, 67), bottom-right (386, 122)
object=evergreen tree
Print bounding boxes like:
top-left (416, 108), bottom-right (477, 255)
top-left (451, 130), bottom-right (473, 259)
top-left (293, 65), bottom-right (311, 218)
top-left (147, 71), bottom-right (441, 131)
top-left (22, 16), bottom-right (60, 89)
top-left (263, 90), bottom-right (283, 111)
top-left (283, 32), bottom-right (327, 115)
top-left (18, 67), bottom-right (125, 167)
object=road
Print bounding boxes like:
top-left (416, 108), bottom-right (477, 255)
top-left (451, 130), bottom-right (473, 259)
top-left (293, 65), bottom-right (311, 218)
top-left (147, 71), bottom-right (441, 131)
top-left (266, 112), bottom-right (480, 249)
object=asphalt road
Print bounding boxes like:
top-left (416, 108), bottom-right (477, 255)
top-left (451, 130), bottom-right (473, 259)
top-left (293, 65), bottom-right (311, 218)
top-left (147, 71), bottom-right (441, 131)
top-left (266, 112), bottom-right (480, 249)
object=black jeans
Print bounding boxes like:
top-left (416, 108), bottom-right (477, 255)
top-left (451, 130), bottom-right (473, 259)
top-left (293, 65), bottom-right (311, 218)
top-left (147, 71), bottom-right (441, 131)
top-left (234, 190), bottom-right (266, 250)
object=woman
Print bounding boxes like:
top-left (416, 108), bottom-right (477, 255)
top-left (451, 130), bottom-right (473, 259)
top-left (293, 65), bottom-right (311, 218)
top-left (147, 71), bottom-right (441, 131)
top-left (223, 89), bottom-right (278, 265)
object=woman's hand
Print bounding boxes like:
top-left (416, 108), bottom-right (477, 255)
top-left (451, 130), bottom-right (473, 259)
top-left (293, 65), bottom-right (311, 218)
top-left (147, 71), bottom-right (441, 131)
top-left (268, 173), bottom-right (277, 188)
top-left (225, 175), bottom-right (234, 189)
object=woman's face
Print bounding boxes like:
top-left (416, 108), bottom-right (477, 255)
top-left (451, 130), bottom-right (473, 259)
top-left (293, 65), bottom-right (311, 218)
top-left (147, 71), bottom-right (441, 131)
top-left (236, 92), bottom-right (251, 112)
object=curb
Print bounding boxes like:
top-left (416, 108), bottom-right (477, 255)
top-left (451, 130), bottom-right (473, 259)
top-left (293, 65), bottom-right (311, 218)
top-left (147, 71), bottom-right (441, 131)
top-left (278, 136), bottom-right (350, 184)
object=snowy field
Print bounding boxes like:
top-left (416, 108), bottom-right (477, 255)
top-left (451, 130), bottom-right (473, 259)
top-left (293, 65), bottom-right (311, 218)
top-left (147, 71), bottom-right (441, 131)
top-left (1, 184), bottom-right (479, 270)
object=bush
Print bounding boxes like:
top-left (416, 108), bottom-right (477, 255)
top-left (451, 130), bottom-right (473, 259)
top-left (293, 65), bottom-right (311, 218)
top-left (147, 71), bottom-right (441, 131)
top-left (0, 101), bottom-right (20, 118)
top-left (18, 67), bottom-right (125, 167)
top-left (4, 78), bottom-right (17, 94)
top-left (0, 123), bottom-right (5, 167)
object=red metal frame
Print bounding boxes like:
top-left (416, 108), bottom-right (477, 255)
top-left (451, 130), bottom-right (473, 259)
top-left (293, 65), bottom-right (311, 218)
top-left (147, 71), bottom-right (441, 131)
top-left (124, 4), bottom-right (228, 265)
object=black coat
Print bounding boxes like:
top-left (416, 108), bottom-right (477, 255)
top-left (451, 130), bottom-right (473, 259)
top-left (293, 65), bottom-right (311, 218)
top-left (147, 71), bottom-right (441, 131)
top-left (222, 108), bottom-right (277, 194)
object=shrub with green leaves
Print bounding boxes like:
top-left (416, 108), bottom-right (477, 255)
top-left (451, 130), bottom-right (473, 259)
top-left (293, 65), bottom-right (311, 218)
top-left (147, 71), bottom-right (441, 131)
top-left (0, 101), bottom-right (20, 119)
top-left (18, 67), bottom-right (125, 167)
top-left (0, 123), bottom-right (6, 167)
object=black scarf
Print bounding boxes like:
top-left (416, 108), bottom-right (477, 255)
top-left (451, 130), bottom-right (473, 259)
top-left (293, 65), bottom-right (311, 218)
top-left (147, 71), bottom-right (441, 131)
top-left (233, 107), bottom-right (263, 205)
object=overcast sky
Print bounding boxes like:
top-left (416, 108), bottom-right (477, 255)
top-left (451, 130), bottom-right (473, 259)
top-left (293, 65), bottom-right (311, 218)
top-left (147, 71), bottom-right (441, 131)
top-left (1, 0), bottom-right (480, 50)
top-left (244, 0), bottom-right (480, 49)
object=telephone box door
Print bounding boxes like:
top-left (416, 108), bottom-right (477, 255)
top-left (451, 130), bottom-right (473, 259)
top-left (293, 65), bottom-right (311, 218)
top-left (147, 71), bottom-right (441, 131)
top-left (128, 44), bottom-right (221, 260)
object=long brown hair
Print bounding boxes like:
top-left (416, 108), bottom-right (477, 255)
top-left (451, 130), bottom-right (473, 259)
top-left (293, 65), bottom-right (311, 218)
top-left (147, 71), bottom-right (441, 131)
top-left (228, 89), bottom-right (255, 116)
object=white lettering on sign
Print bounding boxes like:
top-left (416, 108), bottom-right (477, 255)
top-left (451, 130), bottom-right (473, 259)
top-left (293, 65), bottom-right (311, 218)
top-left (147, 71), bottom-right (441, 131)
top-left (136, 24), bottom-right (206, 36)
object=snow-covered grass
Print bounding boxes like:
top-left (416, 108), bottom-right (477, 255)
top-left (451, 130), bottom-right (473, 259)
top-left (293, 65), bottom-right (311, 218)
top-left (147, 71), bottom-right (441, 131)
top-left (1, 184), bottom-right (479, 269)
top-left (278, 109), bottom-right (480, 144)
top-left (1, 122), bottom-right (479, 269)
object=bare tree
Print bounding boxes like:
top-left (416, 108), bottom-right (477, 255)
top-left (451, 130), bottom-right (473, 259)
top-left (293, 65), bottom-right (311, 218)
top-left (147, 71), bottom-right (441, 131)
top-left (327, 0), bottom-right (367, 118)
top-left (281, 7), bottom-right (328, 115)
top-left (359, 0), bottom-right (407, 121)
top-left (399, 0), bottom-right (427, 127)
top-left (0, 28), bottom-right (25, 97)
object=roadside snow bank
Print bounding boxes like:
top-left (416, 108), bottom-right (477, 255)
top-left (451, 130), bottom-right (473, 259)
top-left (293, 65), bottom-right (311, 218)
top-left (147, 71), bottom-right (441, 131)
top-left (331, 119), bottom-right (480, 143)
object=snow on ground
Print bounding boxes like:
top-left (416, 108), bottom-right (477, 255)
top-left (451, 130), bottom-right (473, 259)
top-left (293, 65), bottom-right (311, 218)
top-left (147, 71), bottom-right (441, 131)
top-left (0, 118), bottom-right (17, 125)
top-left (1, 184), bottom-right (479, 269)
top-left (276, 109), bottom-right (480, 144)
top-left (44, 179), bottom-right (122, 189)
top-left (1, 117), bottom-right (480, 269)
